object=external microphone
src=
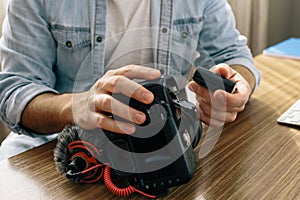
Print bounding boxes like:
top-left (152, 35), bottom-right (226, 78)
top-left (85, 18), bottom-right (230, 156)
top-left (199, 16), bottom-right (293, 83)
top-left (66, 156), bottom-right (87, 179)
top-left (54, 125), bottom-right (104, 184)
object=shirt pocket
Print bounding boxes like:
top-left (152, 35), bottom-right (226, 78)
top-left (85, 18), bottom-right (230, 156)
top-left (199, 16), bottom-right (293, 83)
top-left (171, 17), bottom-right (204, 75)
top-left (51, 26), bottom-right (92, 81)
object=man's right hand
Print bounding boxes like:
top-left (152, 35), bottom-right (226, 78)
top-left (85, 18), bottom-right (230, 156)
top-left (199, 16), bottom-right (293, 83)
top-left (72, 65), bottom-right (161, 134)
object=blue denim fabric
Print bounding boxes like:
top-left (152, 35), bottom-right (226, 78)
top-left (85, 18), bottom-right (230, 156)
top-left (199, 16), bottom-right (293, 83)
top-left (0, 0), bottom-right (260, 156)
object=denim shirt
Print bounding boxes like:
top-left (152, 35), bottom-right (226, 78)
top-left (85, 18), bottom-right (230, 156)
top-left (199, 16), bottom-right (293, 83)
top-left (0, 0), bottom-right (261, 137)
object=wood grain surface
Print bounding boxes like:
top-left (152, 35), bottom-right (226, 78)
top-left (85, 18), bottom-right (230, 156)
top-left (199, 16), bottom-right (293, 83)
top-left (0, 54), bottom-right (299, 200)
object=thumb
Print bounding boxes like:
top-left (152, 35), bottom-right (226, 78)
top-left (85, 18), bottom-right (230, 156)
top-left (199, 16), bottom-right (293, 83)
top-left (211, 64), bottom-right (235, 80)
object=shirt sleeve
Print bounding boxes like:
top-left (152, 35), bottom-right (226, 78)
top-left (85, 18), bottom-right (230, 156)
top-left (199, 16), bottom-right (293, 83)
top-left (0, 0), bottom-right (58, 137)
top-left (196, 0), bottom-right (261, 90)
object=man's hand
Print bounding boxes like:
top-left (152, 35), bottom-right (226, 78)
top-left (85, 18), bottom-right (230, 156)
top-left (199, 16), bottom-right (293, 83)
top-left (72, 65), bottom-right (161, 134)
top-left (188, 64), bottom-right (252, 127)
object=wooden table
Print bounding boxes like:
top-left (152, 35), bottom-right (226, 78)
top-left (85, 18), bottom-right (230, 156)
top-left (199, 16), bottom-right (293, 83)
top-left (0, 54), bottom-right (299, 200)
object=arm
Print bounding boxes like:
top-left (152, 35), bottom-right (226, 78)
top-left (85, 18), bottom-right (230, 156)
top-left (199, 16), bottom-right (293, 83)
top-left (0, 0), bottom-right (58, 136)
top-left (188, 0), bottom-right (260, 127)
top-left (21, 66), bottom-right (161, 135)
top-left (196, 0), bottom-right (261, 88)
top-left (21, 93), bottom-right (73, 134)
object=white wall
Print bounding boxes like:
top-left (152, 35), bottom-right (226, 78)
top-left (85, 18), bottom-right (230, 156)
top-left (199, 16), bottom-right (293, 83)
top-left (291, 1), bottom-right (300, 38)
top-left (228, 0), bottom-right (269, 55)
top-left (229, 0), bottom-right (300, 50)
top-left (268, 0), bottom-right (300, 46)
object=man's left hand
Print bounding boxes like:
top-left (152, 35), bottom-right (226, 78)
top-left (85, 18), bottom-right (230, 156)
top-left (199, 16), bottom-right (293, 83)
top-left (188, 64), bottom-right (252, 127)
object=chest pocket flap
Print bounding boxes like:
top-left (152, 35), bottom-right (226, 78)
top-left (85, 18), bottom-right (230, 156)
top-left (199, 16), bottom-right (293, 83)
top-left (170, 17), bottom-right (204, 75)
top-left (51, 25), bottom-right (92, 81)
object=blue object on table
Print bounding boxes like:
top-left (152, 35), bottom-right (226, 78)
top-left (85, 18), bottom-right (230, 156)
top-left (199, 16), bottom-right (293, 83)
top-left (263, 37), bottom-right (300, 60)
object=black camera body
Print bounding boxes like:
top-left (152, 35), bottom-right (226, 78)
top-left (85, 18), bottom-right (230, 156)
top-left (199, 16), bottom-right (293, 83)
top-left (107, 77), bottom-right (202, 194)
top-left (54, 77), bottom-right (202, 197)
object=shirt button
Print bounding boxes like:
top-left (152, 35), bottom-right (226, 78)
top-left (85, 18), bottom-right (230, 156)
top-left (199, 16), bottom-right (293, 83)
top-left (162, 27), bottom-right (168, 33)
top-left (181, 31), bottom-right (188, 38)
top-left (66, 41), bottom-right (72, 48)
top-left (96, 36), bottom-right (102, 43)
top-left (159, 68), bottom-right (165, 75)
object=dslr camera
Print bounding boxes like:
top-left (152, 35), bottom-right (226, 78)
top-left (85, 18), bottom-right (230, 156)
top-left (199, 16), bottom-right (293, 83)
top-left (54, 77), bottom-right (202, 198)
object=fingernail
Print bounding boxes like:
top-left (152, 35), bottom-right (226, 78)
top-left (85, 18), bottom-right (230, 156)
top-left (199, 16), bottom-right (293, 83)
top-left (125, 125), bottom-right (135, 134)
top-left (135, 113), bottom-right (145, 124)
top-left (150, 69), bottom-right (161, 77)
top-left (188, 84), bottom-right (195, 92)
top-left (143, 92), bottom-right (153, 101)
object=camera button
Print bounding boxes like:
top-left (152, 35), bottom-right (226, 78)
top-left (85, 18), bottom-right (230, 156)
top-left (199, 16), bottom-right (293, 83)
top-left (140, 179), bottom-right (145, 186)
